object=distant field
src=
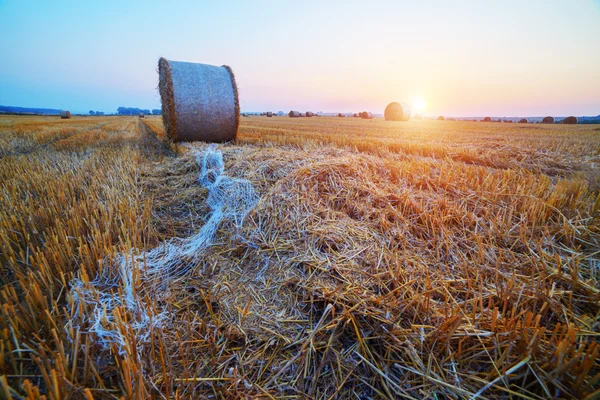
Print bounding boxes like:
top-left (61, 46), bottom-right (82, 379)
top-left (1, 114), bottom-right (599, 399)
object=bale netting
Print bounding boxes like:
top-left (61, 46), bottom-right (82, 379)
top-left (384, 102), bottom-right (411, 121)
top-left (360, 111), bottom-right (373, 119)
top-left (563, 116), bottom-right (578, 124)
top-left (542, 116), bottom-right (555, 124)
top-left (60, 111), bottom-right (71, 119)
top-left (518, 118), bottom-right (528, 123)
top-left (158, 58), bottom-right (239, 142)
top-left (289, 111), bottom-right (300, 118)
top-left (483, 117), bottom-right (492, 122)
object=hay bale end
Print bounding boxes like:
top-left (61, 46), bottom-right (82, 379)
top-left (384, 102), bottom-right (411, 121)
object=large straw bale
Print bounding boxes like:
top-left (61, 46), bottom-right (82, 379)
top-left (384, 102), bottom-right (411, 121)
top-left (158, 58), bottom-right (239, 142)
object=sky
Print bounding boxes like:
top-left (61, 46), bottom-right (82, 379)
top-left (1, 0), bottom-right (599, 117)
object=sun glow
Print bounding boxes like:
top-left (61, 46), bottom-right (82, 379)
top-left (414, 97), bottom-right (427, 113)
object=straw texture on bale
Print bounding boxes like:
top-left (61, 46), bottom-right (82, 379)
top-left (519, 118), bottom-right (528, 123)
top-left (158, 58), bottom-right (239, 142)
top-left (60, 111), bottom-right (71, 119)
top-left (384, 102), bottom-right (411, 121)
top-left (542, 116), bottom-right (555, 124)
top-left (360, 111), bottom-right (373, 119)
top-left (563, 116), bottom-right (578, 124)
top-left (483, 117), bottom-right (492, 122)
top-left (289, 111), bottom-right (300, 118)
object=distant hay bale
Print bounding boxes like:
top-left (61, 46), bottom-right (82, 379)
top-left (139, 113), bottom-right (145, 118)
top-left (158, 58), bottom-right (239, 142)
top-left (352, 113), bottom-right (358, 117)
top-left (266, 112), bottom-right (273, 117)
top-left (360, 111), bottom-right (373, 119)
top-left (60, 111), bottom-right (71, 119)
top-left (542, 116), bottom-right (555, 124)
top-left (518, 118), bottom-right (528, 123)
top-left (289, 111), bottom-right (300, 117)
top-left (338, 113), bottom-right (345, 118)
top-left (483, 117), bottom-right (492, 122)
top-left (563, 116), bottom-right (578, 124)
top-left (384, 102), bottom-right (411, 121)
top-left (306, 112), bottom-right (314, 117)
top-left (437, 116), bottom-right (445, 121)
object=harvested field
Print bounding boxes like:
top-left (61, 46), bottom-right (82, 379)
top-left (1, 115), bottom-right (599, 399)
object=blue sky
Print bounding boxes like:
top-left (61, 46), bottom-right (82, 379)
top-left (1, 0), bottom-right (599, 116)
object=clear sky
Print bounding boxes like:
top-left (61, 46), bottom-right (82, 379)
top-left (1, 0), bottom-right (599, 116)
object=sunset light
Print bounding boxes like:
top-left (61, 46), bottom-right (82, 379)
top-left (414, 97), bottom-right (427, 113)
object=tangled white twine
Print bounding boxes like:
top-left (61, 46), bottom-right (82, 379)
top-left (69, 144), bottom-right (259, 354)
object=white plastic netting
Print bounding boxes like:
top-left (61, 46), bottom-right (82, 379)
top-left (69, 144), bottom-right (259, 354)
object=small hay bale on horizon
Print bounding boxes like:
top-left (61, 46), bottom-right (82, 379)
top-left (289, 111), bottom-right (300, 117)
top-left (384, 102), bottom-right (411, 121)
top-left (60, 111), bottom-right (71, 119)
top-left (266, 112), bottom-right (273, 117)
top-left (483, 117), bottom-right (492, 122)
top-left (139, 112), bottom-right (145, 118)
top-left (563, 116), bottom-right (578, 124)
top-left (542, 116), bottom-right (555, 124)
top-left (360, 111), bottom-right (373, 119)
top-left (158, 58), bottom-right (239, 142)
top-left (518, 118), bottom-right (528, 123)
top-left (338, 113), bottom-right (345, 117)
top-left (438, 116), bottom-right (445, 120)
top-left (306, 112), bottom-right (314, 117)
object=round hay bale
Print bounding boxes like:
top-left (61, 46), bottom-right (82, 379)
top-left (384, 102), bottom-right (411, 121)
top-left (60, 111), bottom-right (71, 119)
top-left (306, 112), bottom-right (313, 117)
top-left (563, 116), bottom-right (578, 124)
top-left (360, 111), bottom-right (373, 119)
top-left (158, 58), bottom-right (239, 142)
top-left (518, 118), bottom-right (528, 123)
top-left (289, 111), bottom-right (300, 117)
top-left (266, 112), bottom-right (273, 117)
top-left (139, 112), bottom-right (145, 118)
top-left (483, 117), bottom-right (492, 122)
top-left (542, 116), bottom-right (555, 124)
top-left (437, 116), bottom-right (445, 120)
top-left (338, 113), bottom-right (345, 117)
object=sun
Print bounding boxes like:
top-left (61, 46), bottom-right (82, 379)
top-left (414, 96), bottom-right (427, 113)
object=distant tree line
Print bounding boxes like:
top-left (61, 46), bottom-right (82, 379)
top-left (115, 107), bottom-right (162, 116)
top-left (117, 107), bottom-right (150, 116)
top-left (89, 110), bottom-right (105, 116)
top-left (0, 105), bottom-right (62, 115)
